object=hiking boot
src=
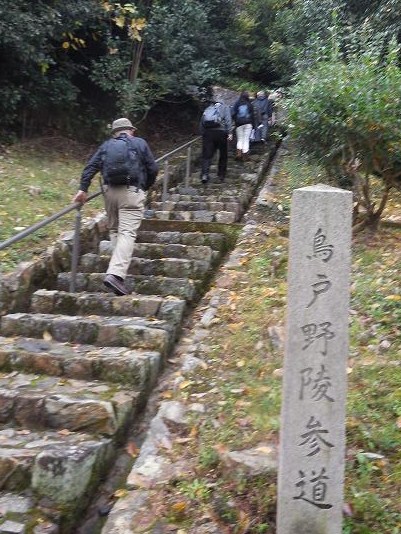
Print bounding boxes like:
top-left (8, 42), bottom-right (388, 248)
top-left (217, 175), bottom-right (226, 183)
top-left (201, 175), bottom-right (209, 184)
top-left (235, 149), bottom-right (242, 160)
top-left (104, 274), bottom-right (129, 296)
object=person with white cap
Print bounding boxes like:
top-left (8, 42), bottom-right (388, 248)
top-left (73, 117), bottom-right (159, 296)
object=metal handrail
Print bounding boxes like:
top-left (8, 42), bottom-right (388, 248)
top-left (0, 191), bottom-right (103, 251)
top-left (0, 135), bottom-right (201, 292)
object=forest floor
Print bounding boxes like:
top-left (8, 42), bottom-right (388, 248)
top-left (2, 114), bottom-right (401, 532)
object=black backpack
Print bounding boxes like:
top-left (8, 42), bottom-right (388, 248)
top-left (102, 136), bottom-right (140, 186)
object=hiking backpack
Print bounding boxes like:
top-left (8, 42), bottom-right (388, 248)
top-left (235, 103), bottom-right (251, 124)
top-left (202, 104), bottom-right (223, 129)
top-left (102, 137), bottom-right (140, 186)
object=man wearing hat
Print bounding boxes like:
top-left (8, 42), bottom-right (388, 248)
top-left (74, 117), bottom-right (159, 296)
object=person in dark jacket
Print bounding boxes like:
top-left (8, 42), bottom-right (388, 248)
top-left (73, 118), bottom-right (158, 296)
top-left (232, 91), bottom-right (255, 160)
top-left (199, 99), bottom-right (233, 184)
top-left (252, 90), bottom-right (273, 142)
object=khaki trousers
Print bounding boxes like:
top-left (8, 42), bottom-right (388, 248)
top-left (104, 185), bottom-right (146, 279)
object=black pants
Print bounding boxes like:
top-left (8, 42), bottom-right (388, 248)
top-left (201, 129), bottom-right (228, 178)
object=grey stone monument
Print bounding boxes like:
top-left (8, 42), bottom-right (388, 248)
top-left (277, 185), bottom-right (353, 534)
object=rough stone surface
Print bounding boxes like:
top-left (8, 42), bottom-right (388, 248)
top-left (158, 401), bottom-right (187, 425)
top-left (181, 355), bottom-right (206, 373)
top-left (0, 521), bottom-right (26, 534)
top-left (128, 456), bottom-right (194, 489)
top-left (101, 491), bottom-right (153, 534)
top-left (32, 441), bottom-right (109, 504)
top-left (0, 494), bottom-right (32, 516)
top-left (220, 444), bottom-right (278, 476)
top-left (33, 523), bottom-right (59, 534)
top-left (277, 185), bottom-right (353, 534)
top-left (267, 325), bottom-right (285, 350)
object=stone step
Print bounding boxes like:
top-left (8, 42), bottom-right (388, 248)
top-left (0, 428), bottom-right (112, 504)
top-left (0, 493), bottom-right (34, 526)
top-left (0, 336), bottom-right (161, 389)
top-left (136, 230), bottom-right (227, 251)
top-left (150, 200), bottom-right (242, 213)
top-left (57, 273), bottom-right (198, 301)
top-left (169, 183), bottom-right (253, 195)
top-left (0, 313), bottom-right (172, 353)
top-left (145, 210), bottom-right (238, 223)
top-left (31, 289), bottom-right (186, 326)
top-left (0, 372), bottom-right (138, 435)
top-left (99, 242), bottom-right (217, 262)
top-left (159, 193), bottom-right (249, 205)
top-left (78, 254), bottom-right (211, 279)
top-left (189, 167), bottom-right (253, 180)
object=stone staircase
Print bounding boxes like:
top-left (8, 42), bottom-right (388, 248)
top-left (0, 143), bottom-right (274, 533)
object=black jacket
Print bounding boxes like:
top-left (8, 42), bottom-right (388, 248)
top-left (80, 133), bottom-right (159, 192)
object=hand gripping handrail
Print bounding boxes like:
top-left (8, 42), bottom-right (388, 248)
top-left (0, 136), bottom-right (200, 292)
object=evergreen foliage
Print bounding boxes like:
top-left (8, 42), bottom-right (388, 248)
top-left (287, 35), bottom-right (401, 231)
top-left (1, 0), bottom-right (401, 142)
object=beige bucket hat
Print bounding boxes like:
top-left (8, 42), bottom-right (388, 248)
top-left (110, 117), bottom-right (137, 134)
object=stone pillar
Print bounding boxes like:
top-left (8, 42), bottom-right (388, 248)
top-left (277, 184), bottom-right (353, 534)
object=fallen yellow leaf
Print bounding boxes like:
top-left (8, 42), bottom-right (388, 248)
top-left (114, 488), bottom-right (128, 499)
top-left (189, 425), bottom-right (198, 438)
top-left (126, 441), bottom-right (140, 457)
top-left (58, 429), bottom-right (72, 436)
top-left (43, 331), bottom-right (52, 341)
top-left (179, 380), bottom-right (193, 390)
top-left (171, 501), bottom-right (187, 514)
top-left (161, 390), bottom-right (174, 399)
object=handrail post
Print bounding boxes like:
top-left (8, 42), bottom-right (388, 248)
top-left (185, 146), bottom-right (192, 188)
top-left (162, 159), bottom-right (169, 211)
top-left (70, 205), bottom-right (82, 293)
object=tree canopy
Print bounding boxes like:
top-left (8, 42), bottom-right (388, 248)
top-left (1, 0), bottom-right (401, 143)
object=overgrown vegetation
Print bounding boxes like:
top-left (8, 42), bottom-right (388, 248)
top-left (4, 0), bottom-right (401, 142)
top-left (286, 32), bottom-right (401, 233)
top-left (0, 0), bottom-right (238, 140)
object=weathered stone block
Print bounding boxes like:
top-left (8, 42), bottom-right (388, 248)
top-left (44, 396), bottom-right (117, 435)
top-left (0, 520), bottom-right (26, 534)
top-left (32, 443), bottom-right (103, 504)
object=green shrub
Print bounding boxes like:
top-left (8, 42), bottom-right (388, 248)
top-left (286, 36), bottom-right (401, 232)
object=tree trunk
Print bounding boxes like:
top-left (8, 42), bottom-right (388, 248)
top-left (128, 39), bottom-right (144, 85)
